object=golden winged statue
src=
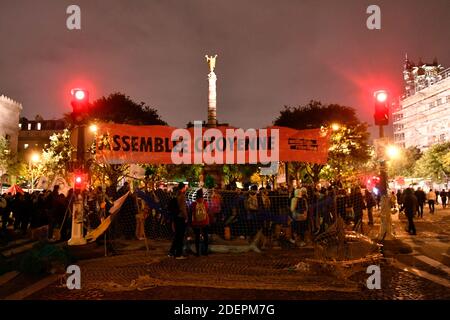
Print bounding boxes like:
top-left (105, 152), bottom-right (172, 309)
top-left (205, 54), bottom-right (218, 73)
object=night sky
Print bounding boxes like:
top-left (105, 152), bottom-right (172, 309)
top-left (0, 0), bottom-right (449, 137)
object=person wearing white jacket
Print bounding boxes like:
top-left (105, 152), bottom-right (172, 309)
top-left (427, 189), bottom-right (436, 214)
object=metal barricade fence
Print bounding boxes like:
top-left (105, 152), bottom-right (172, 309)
top-left (104, 187), bottom-right (368, 247)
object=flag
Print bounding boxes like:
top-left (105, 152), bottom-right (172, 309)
top-left (85, 191), bottom-right (129, 242)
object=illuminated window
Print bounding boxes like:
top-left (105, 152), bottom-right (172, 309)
top-left (19, 123), bottom-right (22, 129)
top-left (37, 123), bottom-right (41, 130)
top-left (24, 144), bottom-right (29, 149)
top-left (27, 123), bottom-right (31, 130)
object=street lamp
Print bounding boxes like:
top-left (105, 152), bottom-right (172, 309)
top-left (386, 144), bottom-right (400, 160)
top-left (331, 123), bottom-right (341, 131)
top-left (29, 152), bottom-right (40, 192)
top-left (89, 124), bottom-right (98, 133)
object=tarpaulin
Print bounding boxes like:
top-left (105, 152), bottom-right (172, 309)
top-left (94, 123), bottom-right (331, 165)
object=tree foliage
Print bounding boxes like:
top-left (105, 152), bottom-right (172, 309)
top-left (414, 142), bottom-right (450, 182)
top-left (388, 146), bottom-right (422, 178)
top-left (66, 92), bottom-right (167, 126)
top-left (40, 129), bottom-right (74, 181)
top-left (0, 136), bottom-right (11, 175)
top-left (274, 100), bottom-right (371, 183)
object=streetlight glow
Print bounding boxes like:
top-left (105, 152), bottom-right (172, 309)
top-left (386, 144), bottom-right (400, 159)
top-left (31, 153), bottom-right (40, 163)
top-left (331, 123), bottom-right (341, 131)
top-left (89, 124), bottom-right (98, 133)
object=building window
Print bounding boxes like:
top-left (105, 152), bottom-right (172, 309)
top-left (19, 123), bottom-right (22, 129)
top-left (27, 123), bottom-right (31, 130)
top-left (37, 122), bottom-right (41, 130)
top-left (24, 144), bottom-right (29, 149)
top-left (4, 134), bottom-right (10, 141)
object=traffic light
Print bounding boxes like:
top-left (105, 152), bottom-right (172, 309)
top-left (73, 172), bottom-right (87, 191)
top-left (374, 90), bottom-right (389, 126)
top-left (70, 88), bottom-right (89, 116)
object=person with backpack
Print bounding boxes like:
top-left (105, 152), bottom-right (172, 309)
top-left (209, 188), bottom-right (222, 234)
top-left (168, 182), bottom-right (188, 259)
top-left (364, 189), bottom-right (376, 226)
top-left (245, 185), bottom-right (259, 239)
top-left (191, 189), bottom-right (210, 256)
top-left (290, 188), bottom-right (308, 246)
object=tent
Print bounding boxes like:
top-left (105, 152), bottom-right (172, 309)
top-left (4, 184), bottom-right (25, 195)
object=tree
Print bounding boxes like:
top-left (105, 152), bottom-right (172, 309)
top-left (0, 136), bottom-right (11, 175)
top-left (274, 101), bottom-right (371, 184)
top-left (68, 93), bottom-right (168, 189)
top-left (66, 92), bottom-right (167, 126)
top-left (388, 146), bottom-right (422, 178)
top-left (40, 129), bottom-right (74, 182)
top-left (165, 164), bottom-right (203, 185)
top-left (414, 142), bottom-right (450, 182)
top-left (222, 164), bottom-right (259, 186)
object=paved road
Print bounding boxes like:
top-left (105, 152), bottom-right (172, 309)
top-left (2, 207), bottom-right (450, 300)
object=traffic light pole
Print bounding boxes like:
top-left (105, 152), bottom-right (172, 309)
top-left (378, 124), bottom-right (394, 240)
top-left (378, 125), bottom-right (388, 196)
top-left (68, 124), bottom-right (87, 246)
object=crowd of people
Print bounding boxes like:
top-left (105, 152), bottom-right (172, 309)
top-left (0, 185), bottom-right (112, 242)
top-left (391, 188), bottom-right (448, 235)
top-left (163, 182), bottom-right (380, 259)
top-left (1, 181), bottom-right (447, 254)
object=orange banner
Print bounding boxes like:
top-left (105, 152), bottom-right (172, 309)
top-left (95, 123), bottom-right (331, 165)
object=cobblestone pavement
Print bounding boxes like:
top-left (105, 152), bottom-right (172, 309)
top-left (17, 207), bottom-right (450, 300)
top-left (27, 245), bottom-right (450, 300)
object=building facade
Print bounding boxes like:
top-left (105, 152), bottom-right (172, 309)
top-left (18, 115), bottom-right (66, 156)
top-left (393, 57), bottom-right (450, 150)
top-left (0, 95), bottom-right (22, 155)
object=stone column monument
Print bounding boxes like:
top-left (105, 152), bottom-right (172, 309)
top-left (205, 54), bottom-right (218, 128)
top-left (203, 54), bottom-right (223, 187)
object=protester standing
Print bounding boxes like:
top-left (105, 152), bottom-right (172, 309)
top-left (350, 186), bottom-right (366, 233)
top-left (440, 190), bottom-right (447, 209)
top-left (290, 188), bottom-right (308, 246)
top-left (403, 188), bottom-right (417, 235)
top-left (415, 187), bottom-right (426, 218)
top-left (168, 182), bottom-right (188, 259)
top-left (364, 189), bottom-right (376, 226)
top-left (191, 189), bottom-right (210, 256)
top-left (427, 189), bottom-right (436, 214)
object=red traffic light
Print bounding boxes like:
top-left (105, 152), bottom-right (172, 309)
top-left (71, 88), bottom-right (88, 101)
top-left (375, 90), bottom-right (388, 103)
top-left (74, 172), bottom-right (87, 190)
top-left (70, 88), bottom-right (90, 120)
top-left (74, 90), bottom-right (86, 101)
top-left (374, 90), bottom-right (389, 126)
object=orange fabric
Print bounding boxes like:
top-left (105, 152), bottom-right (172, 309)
top-left (95, 123), bottom-right (331, 165)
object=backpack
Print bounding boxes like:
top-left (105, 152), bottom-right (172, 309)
top-left (210, 196), bottom-right (221, 215)
top-left (262, 193), bottom-right (271, 209)
top-left (167, 197), bottom-right (180, 218)
top-left (193, 201), bottom-right (208, 225)
top-left (292, 197), bottom-right (307, 221)
top-left (247, 193), bottom-right (258, 211)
